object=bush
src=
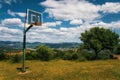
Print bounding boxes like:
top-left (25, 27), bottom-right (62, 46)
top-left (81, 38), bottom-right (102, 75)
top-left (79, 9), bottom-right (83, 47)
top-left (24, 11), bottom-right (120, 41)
top-left (10, 54), bottom-right (21, 63)
top-left (97, 50), bottom-right (112, 60)
top-left (62, 52), bottom-right (73, 60)
top-left (113, 44), bottom-right (120, 54)
top-left (26, 51), bottom-right (37, 60)
top-left (54, 49), bottom-right (91, 61)
top-left (79, 49), bottom-right (95, 60)
top-left (54, 49), bottom-right (65, 59)
top-left (62, 51), bottom-right (79, 60)
top-left (0, 53), bottom-right (6, 60)
top-left (36, 45), bottom-right (55, 61)
top-left (71, 53), bottom-right (79, 60)
top-left (78, 49), bottom-right (112, 60)
top-left (77, 56), bottom-right (87, 62)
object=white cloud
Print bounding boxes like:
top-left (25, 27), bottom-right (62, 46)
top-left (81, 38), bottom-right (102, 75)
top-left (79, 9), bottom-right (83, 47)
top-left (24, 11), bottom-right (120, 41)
top-left (0, 26), bottom-right (22, 41)
top-left (4, 0), bottom-right (17, 5)
top-left (41, 0), bottom-right (100, 21)
top-left (38, 0), bottom-right (120, 43)
top-left (43, 21), bottom-right (62, 27)
top-left (0, 0), bottom-right (19, 9)
top-left (4, 0), bottom-right (12, 5)
top-left (25, 25), bottom-right (81, 43)
top-left (70, 19), bottom-right (83, 25)
top-left (1, 0), bottom-right (120, 43)
top-left (109, 20), bottom-right (120, 29)
top-left (90, 20), bottom-right (120, 29)
top-left (1, 18), bottom-right (23, 27)
top-left (0, 26), bottom-right (22, 35)
top-left (101, 2), bottom-right (120, 13)
top-left (16, 13), bottom-right (26, 17)
top-left (7, 9), bottom-right (26, 17)
top-left (7, 9), bottom-right (15, 16)
top-left (41, 0), bottom-right (120, 24)
top-left (0, 20), bottom-right (120, 43)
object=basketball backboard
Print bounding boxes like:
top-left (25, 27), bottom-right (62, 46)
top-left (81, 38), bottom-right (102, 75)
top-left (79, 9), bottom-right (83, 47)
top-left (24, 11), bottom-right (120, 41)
top-left (26, 9), bottom-right (42, 26)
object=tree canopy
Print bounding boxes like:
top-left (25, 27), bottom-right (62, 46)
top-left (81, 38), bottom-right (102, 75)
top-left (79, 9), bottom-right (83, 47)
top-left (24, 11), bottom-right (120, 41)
top-left (80, 27), bottom-right (119, 59)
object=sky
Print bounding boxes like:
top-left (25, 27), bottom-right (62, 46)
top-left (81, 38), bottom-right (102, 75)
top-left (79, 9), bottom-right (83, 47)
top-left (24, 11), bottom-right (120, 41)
top-left (0, 0), bottom-right (120, 43)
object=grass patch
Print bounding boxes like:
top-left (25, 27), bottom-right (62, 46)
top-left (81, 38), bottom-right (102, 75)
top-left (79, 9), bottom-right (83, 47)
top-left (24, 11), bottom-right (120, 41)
top-left (0, 60), bottom-right (120, 80)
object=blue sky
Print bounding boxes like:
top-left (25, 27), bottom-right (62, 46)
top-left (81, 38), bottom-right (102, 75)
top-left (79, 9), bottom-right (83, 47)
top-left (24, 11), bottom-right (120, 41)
top-left (0, 0), bottom-right (120, 43)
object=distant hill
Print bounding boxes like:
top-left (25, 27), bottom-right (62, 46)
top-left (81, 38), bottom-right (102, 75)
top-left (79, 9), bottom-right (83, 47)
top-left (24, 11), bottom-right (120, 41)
top-left (0, 41), bottom-right (80, 50)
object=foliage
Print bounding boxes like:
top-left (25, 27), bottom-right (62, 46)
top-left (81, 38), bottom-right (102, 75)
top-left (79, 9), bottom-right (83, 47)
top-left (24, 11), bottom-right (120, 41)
top-left (10, 54), bottom-right (21, 63)
top-left (0, 53), bottom-right (6, 60)
top-left (71, 53), bottom-right (79, 60)
top-left (55, 49), bottom-right (79, 60)
top-left (80, 27), bottom-right (119, 59)
top-left (36, 45), bottom-right (55, 61)
top-left (97, 50), bottom-right (112, 60)
top-left (54, 49), bottom-right (65, 59)
top-left (62, 52), bottom-right (76, 60)
top-left (26, 51), bottom-right (37, 60)
top-left (78, 49), bottom-right (112, 61)
top-left (113, 44), bottom-right (120, 54)
top-left (79, 49), bottom-right (95, 60)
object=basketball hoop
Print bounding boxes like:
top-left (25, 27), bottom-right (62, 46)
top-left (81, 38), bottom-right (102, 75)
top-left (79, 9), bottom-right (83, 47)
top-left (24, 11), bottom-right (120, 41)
top-left (22, 9), bottom-right (43, 72)
top-left (27, 9), bottom-right (43, 26)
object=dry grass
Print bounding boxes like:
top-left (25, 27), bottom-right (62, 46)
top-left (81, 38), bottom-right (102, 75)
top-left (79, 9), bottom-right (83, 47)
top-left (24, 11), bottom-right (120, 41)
top-left (0, 60), bottom-right (120, 80)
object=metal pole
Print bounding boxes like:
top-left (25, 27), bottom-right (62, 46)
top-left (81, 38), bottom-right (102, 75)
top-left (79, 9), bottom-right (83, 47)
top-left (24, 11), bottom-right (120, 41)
top-left (22, 30), bottom-right (26, 72)
top-left (22, 9), bottom-right (28, 72)
top-left (22, 9), bottom-right (40, 72)
top-left (22, 24), bottom-right (33, 72)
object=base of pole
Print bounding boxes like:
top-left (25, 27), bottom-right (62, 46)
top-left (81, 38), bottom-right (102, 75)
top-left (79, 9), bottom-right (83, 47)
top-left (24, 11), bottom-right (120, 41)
top-left (17, 67), bottom-right (29, 73)
top-left (18, 70), bottom-right (32, 74)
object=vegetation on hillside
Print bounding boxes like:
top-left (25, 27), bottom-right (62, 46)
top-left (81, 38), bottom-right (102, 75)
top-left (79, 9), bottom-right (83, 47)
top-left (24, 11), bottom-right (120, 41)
top-left (0, 27), bottom-right (120, 62)
top-left (0, 27), bottom-right (120, 80)
top-left (80, 27), bottom-right (120, 59)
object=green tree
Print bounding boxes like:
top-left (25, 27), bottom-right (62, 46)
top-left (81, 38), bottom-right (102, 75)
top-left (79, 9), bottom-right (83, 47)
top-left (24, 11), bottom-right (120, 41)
top-left (113, 44), bottom-right (120, 54)
top-left (80, 27), bottom-right (119, 59)
top-left (36, 45), bottom-right (55, 61)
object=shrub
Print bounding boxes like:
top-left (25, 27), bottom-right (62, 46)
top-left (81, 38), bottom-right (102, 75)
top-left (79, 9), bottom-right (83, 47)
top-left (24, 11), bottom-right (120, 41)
top-left (113, 44), bottom-right (120, 54)
top-left (26, 51), bottom-right (37, 60)
top-left (78, 49), bottom-right (112, 60)
top-left (10, 54), bottom-right (21, 63)
top-left (79, 49), bottom-right (95, 60)
top-left (54, 49), bottom-right (65, 59)
top-left (62, 52), bottom-right (79, 60)
top-left (71, 53), bottom-right (79, 60)
top-left (62, 52), bottom-right (73, 60)
top-left (97, 50), bottom-right (112, 60)
top-left (0, 53), bottom-right (6, 60)
top-left (36, 45), bottom-right (55, 61)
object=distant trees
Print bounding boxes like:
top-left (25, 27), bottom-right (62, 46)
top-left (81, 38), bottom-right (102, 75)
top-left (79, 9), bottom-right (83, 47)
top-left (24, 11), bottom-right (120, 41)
top-left (80, 27), bottom-right (119, 59)
top-left (0, 27), bottom-right (119, 62)
top-left (36, 45), bottom-right (55, 61)
top-left (35, 45), bottom-right (81, 61)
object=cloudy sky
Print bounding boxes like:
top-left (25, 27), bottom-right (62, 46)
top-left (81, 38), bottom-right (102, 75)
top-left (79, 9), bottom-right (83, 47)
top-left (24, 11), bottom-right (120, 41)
top-left (0, 0), bottom-right (120, 43)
